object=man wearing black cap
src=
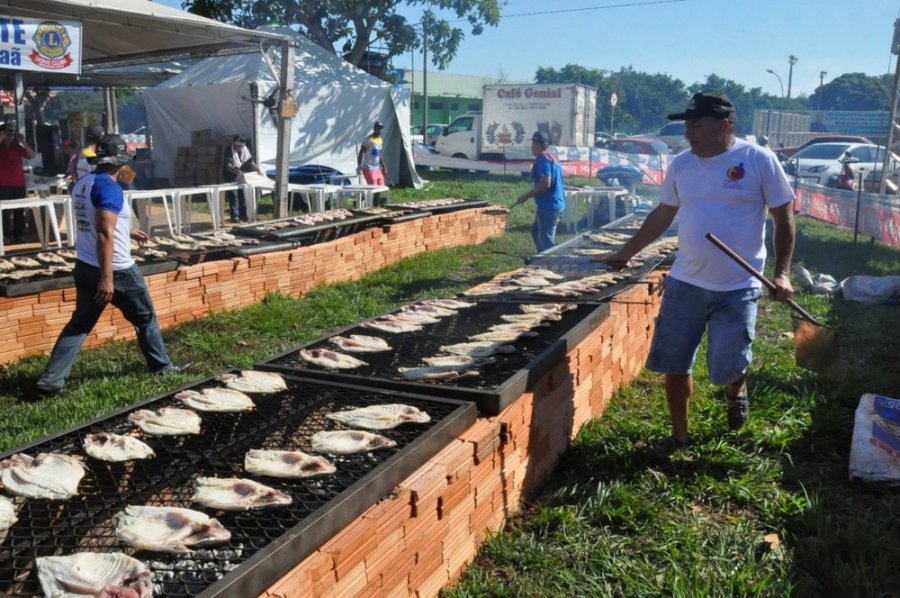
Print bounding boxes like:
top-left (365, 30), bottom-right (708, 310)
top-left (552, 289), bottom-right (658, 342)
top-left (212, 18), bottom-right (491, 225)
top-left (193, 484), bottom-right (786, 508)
top-left (357, 121), bottom-right (389, 186)
top-left (512, 131), bottom-right (566, 252)
top-left (37, 135), bottom-right (181, 395)
top-left (599, 91), bottom-right (796, 448)
top-left (222, 134), bottom-right (263, 222)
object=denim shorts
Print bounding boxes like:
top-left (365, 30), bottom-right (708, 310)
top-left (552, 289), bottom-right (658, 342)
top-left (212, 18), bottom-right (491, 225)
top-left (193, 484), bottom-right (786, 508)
top-left (646, 277), bottom-right (762, 385)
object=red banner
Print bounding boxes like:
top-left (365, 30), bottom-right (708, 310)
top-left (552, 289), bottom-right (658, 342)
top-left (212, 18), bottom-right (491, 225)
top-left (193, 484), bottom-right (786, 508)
top-left (793, 181), bottom-right (900, 247)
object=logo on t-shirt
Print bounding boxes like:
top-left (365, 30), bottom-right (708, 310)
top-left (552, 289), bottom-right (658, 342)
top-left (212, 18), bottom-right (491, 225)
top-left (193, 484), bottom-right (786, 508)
top-left (723, 162), bottom-right (746, 190)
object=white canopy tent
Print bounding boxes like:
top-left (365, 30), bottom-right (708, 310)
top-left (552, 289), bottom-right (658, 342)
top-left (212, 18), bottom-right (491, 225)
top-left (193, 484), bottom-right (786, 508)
top-left (143, 30), bottom-right (421, 187)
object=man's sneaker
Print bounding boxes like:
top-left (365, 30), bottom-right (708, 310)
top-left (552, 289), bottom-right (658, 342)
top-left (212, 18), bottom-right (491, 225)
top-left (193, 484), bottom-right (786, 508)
top-left (156, 362), bottom-right (194, 375)
top-left (35, 384), bottom-right (68, 399)
top-left (727, 394), bottom-right (750, 430)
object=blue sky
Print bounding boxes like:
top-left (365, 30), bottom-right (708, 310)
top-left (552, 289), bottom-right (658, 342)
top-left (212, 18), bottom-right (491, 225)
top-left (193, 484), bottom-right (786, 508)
top-left (157, 0), bottom-right (900, 96)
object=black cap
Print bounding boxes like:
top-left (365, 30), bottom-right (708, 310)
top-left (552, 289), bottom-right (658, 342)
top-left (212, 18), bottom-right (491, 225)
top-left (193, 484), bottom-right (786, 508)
top-left (668, 91), bottom-right (735, 122)
top-left (373, 121), bottom-right (384, 129)
top-left (532, 131), bottom-right (550, 145)
top-left (85, 125), bottom-right (105, 142)
top-left (233, 134), bottom-right (247, 143)
top-left (94, 134), bottom-right (133, 166)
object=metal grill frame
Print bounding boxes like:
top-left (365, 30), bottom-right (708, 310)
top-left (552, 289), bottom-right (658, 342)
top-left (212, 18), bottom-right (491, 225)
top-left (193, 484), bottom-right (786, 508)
top-left (384, 199), bottom-right (489, 214)
top-left (257, 302), bottom-right (610, 415)
top-left (229, 213), bottom-right (384, 243)
top-left (0, 373), bottom-right (475, 598)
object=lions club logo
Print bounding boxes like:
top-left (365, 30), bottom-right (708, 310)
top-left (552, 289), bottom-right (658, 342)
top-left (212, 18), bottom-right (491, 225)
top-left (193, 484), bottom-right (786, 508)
top-left (726, 163), bottom-right (746, 181)
top-left (30, 21), bottom-right (74, 70)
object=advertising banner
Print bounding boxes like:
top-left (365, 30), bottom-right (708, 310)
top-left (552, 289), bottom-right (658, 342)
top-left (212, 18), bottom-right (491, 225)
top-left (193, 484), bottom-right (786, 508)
top-left (0, 16), bottom-right (82, 74)
top-left (794, 181), bottom-right (900, 247)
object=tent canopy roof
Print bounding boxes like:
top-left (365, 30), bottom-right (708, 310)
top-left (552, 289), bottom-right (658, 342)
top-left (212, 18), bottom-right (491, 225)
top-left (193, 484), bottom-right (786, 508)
top-left (1, 0), bottom-right (289, 72)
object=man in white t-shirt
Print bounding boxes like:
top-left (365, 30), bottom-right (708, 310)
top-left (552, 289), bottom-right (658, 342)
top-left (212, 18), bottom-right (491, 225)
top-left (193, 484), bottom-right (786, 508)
top-left (599, 91), bottom-right (796, 449)
top-left (222, 134), bottom-right (263, 222)
top-left (357, 121), bottom-right (389, 186)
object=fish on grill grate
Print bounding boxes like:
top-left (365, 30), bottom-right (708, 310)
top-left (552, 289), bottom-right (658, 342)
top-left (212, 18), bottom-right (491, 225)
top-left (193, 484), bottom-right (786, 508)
top-left (216, 370), bottom-right (287, 393)
top-left (83, 432), bottom-right (155, 462)
top-left (398, 364), bottom-right (481, 381)
top-left (463, 282), bottom-right (510, 296)
top-left (468, 329), bottom-right (535, 343)
top-left (523, 268), bottom-right (566, 281)
top-left (0, 257), bottom-right (14, 273)
top-left (501, 312), bottom-right (560, 324)
top-left (360, 319), bottom-right (422, 334)
top-left (439, 341), bottom-right (516, 358)
top-left (116, 505), bottom-right (232, 553)
top-left (244, 449), bottom-right (337, 478)
top-left (175, 387), bottom-right (255, 412)
top-left (0, 452), bottom-right (86, 500)
top-left (421, 298), bottom-right (477, 310)
top-left (329, 334), bottom-right (392, 353)
top-left (401, 303), bottom-right (457, 317)
top-left (10, 255), bottom-right (41, 268)
top-left (311, 430), bottom-right (397, 454)
top-left (488, 322), bottom-right (544, 333)
top-left (325, 403), bottom-right (431, 430)
top-left (383, 311), bottom-right (441, 325)
top-left (421, 354), bottom-right (487, 368)
top-left (521, 303), bottom-right (577, 314)
top-left (57, 248), bottom-right (79, 259)
top-left (36, 552), bottom-right (152, 598)
top-left (192, 477), bottom-right (292, 510)
top-left (507, 275), bottom-right (552, 288)
top-left (129, 407), bottom-right (201, 436)
top-left (299, 348), bottom-right (368, 370)
top-left (35, 251), bottom-right (69, 265)
top-left (0, 495), bottom-right (17, 532)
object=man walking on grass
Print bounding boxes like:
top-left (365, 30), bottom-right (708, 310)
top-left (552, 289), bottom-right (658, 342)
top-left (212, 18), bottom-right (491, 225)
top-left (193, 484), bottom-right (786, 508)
top-left (599, 91), bottom-right (796, 449)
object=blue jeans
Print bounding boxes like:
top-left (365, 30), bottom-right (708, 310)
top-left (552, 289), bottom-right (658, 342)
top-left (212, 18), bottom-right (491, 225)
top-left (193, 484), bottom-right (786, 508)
top-left (531, 208), bottom-right (563, 253)
top-left (226, 188), bottom-right (247, 221)
top-left (37, 261), bottom-right (173, 391)
top-left (646, 277), bottom-right (762, 385)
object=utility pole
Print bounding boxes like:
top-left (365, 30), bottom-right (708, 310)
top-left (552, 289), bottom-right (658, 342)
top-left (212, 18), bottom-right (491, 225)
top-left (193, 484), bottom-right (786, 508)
top-left (787, 55), bottom-right (798, 100)
top-left (879, 19), bottom-right (900, 195)
top-left (818, 71), bottom-right (827, 110)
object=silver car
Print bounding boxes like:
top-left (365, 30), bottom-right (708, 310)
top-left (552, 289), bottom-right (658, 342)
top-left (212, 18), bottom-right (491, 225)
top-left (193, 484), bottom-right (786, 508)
top-left (787, 142), bottom-right (892, 185)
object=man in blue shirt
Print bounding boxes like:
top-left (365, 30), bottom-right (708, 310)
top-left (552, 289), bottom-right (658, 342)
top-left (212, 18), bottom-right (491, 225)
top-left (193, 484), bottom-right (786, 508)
top-left (37, 135), bottom-right (183, 395)
top-left (513, 131), bottom-right (565, 252)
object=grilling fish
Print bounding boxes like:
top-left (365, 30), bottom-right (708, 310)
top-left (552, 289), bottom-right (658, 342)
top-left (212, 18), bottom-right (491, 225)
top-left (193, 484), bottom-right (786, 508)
top-left (35, 251), bottom-right (69, 265)
top-left (325, 403), bottom-right (431, 430)
top-left (361, 319), bottom-right (422, 333)
top-left (329, 334), bottom-right (392, 353)
top-left (311, 430), bottom-right (397, 454)
top-left (469, 330), bottom-right (530, 343)
top-left (501, 313), bottom-right (559, 324)
top-left (192, 477), bottom-right (292, 510)
top-left (0, 495), bottom-right (16, 532)
top-left (129, 407), bottom-right (201, 436)
top-left (520, 303), bottom-right (575, 314)
top-left (398, 365), bottom-right (480, 381)
top-left (422, 354), bottom-right (481, 368)
top-left (439, 341), bottom-right (516, 358)
top-left (523, 268), bottom-right (565, 280)
top-left (36, 552), bottom-right (152, 598)
top-left (175, 388), bottom-right (255, 412)
top-left (383, 312), bottom-right (440, 325)
top-left (401, 303), bottom-right (457, 317)
top-left (116, 505), bottom-right (231, 553)
top-left (57, 248), bottom-right (79, 259)
top-left (10, 255), bottom-right (41, 268)
top-left (299, 348), bottom-right (368, 370)
top-left (0, 258), bottom-right (15, 273)
top-left (83, 432), bottom-right (155, 462)
top-left (509, 275), bottom-right (552, 287)
top-left (245, 449), bottom-right (337, 478)
top-left (0, 453), bottom-right (86, 500)
top-left (216, 370), bottom-right (287, 393)
top-left (422, 298), bottom-right (476, 309)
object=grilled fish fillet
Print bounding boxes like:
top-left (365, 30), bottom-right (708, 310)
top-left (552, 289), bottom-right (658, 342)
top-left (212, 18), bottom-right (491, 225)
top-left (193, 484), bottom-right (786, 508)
top-left (310, 430), bottom-right (397, 454)
top-left (129, 407), bottom-right (201, 436)
top-left (216, 370), bottom-right (287, 393)
top-left (175, 388), bottom-right (255, 412)
top-left (398, 364), bottom-right (481, 381)
top-left (439, 341), bottom-right (516, 358)
top-left (83, 433), bottom-right (155, 462)
top-left (36, 552), bottom-right (152, 598)
top-left (192, 477), bottom-right (292, 511)
top-left (0, 453), bottom-right (86, 500)
top-left (245, 449), bottom-right (337, 478)
top-left (422, 298), bottom-right (476, 309)
top-left (361, 319), bottom-right (422, 333)
top-left (0, 495), bottom-right (17, 532)
top-left (329, 334), bottom-right (392, 353)
top-left (299, 348), bottom-right (368, 370)
top-left (325, 404), bottom-right (431, 430)
top-left (116, 505), bottom-right (231, 553)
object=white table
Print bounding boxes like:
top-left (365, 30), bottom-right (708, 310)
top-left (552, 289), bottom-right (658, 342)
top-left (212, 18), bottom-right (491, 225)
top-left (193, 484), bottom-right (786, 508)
top-left (244, 180), bottom-right (334, 216)
top-left (171, 187), bottom-right (216, 234)
top-left (0, 196), bottom-right (63, 256)
top-left (126, 189), bottom-right (176, 236)
top-left (563, 187), bottom-right (630, 233)
top-left (200, 182), bottom-right (250, 225)
top-left (336, 184), bottom-right (390, 209)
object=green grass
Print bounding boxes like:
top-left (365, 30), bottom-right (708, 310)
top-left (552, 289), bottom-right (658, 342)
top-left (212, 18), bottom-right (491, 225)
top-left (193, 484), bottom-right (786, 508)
top-left (2, 172), bottom-right (899, 596)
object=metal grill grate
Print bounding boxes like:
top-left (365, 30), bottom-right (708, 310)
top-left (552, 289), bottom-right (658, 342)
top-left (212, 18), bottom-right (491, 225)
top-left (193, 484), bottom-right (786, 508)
top-left (258, 302), bottom-right (609, 413)
top-left (384, 199), bottom-right (489, 215)
top-left (230, 213), bottom-right (383, 243)
top-left (0, 375), bottom-right (473, 597)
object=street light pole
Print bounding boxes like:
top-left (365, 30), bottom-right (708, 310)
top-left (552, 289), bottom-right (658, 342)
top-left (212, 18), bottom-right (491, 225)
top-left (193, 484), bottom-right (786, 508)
top-left (818, 71), bottom-right (827, 110)
top-left (878, 18), bottom-right (900, 195)
top-left (787, 55), bottom-right (798, 100)
top-left (766, 69), bottom-right (784, 98)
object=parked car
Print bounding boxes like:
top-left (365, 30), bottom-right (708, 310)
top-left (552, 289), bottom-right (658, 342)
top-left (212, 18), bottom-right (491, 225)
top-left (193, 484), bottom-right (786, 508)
top-left (603, 137), bottom-right (671, 157)
top-left (638, 122), bottom-right (687, 152)
top-left (784, 142), bottom-right (893, 186)
top-left (594, 131), bottom-right (614, 147)
top-left (410, 123), bottom-right (446, 146)
top-left (776, 135), bottom-right (873, 159)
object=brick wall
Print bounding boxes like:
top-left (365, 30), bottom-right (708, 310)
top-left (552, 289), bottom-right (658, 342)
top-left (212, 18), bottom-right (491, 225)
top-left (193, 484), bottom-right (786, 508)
top-left (261, 272), bottom-right (665, 598)
top-left (0, 209), bottom-right (507, 365)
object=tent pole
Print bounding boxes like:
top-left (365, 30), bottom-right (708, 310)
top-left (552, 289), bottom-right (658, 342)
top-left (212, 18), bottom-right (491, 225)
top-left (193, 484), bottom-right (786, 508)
top-left (14, 72), bottom-right (24, 133)
top-left (273, 41), bottom-right (296, 218)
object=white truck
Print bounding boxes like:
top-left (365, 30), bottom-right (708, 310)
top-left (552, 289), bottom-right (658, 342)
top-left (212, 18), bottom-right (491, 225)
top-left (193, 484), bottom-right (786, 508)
top-left (435, 83), bottom-right (597, 160)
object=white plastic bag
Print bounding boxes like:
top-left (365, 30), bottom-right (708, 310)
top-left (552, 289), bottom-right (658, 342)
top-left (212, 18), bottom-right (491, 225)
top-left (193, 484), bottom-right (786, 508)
top-left (840, 276), bottom-right (900, 305)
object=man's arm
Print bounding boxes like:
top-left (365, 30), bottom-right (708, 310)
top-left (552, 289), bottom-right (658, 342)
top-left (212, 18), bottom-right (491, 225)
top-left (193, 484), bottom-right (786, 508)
top-left (769, 202), bottom-right (795, 301)
top-left (16, 133), bottom-right (36, 159)
top-left (514, 175), bottom-right (551, 206)
top-left (596, 203), bottom-right (678, 266)
top-left (357, 144), bottom-right (367, 172)
top-left (95, 209), bottom-right (118, 306)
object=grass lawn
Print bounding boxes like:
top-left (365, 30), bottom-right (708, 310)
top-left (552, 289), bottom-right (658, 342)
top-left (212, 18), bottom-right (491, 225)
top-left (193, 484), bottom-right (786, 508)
top-left (2, 172), bottom-right (899, 596)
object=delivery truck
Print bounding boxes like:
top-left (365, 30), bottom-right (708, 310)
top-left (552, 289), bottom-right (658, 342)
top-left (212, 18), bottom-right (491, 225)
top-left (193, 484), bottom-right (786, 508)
top-left (435, 83), bottom-right (597, 160)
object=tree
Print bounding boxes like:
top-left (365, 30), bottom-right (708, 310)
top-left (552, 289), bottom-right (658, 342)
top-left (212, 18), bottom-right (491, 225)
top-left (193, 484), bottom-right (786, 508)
top-left (182, 0), bottom-right (502, 71)
top-left (809, 73), bottom-right (891, 111)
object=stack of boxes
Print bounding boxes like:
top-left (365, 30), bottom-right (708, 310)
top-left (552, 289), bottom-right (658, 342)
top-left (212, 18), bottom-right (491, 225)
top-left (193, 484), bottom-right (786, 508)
top-left (173, 129), bottom-right (234, 187)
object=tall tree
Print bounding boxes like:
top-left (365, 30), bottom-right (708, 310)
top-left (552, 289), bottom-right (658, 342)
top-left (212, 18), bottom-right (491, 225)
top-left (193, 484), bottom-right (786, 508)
top-left (182, 0), bottom-right (502, 71)
top-left (809, 73), bottom-right (892, 111)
